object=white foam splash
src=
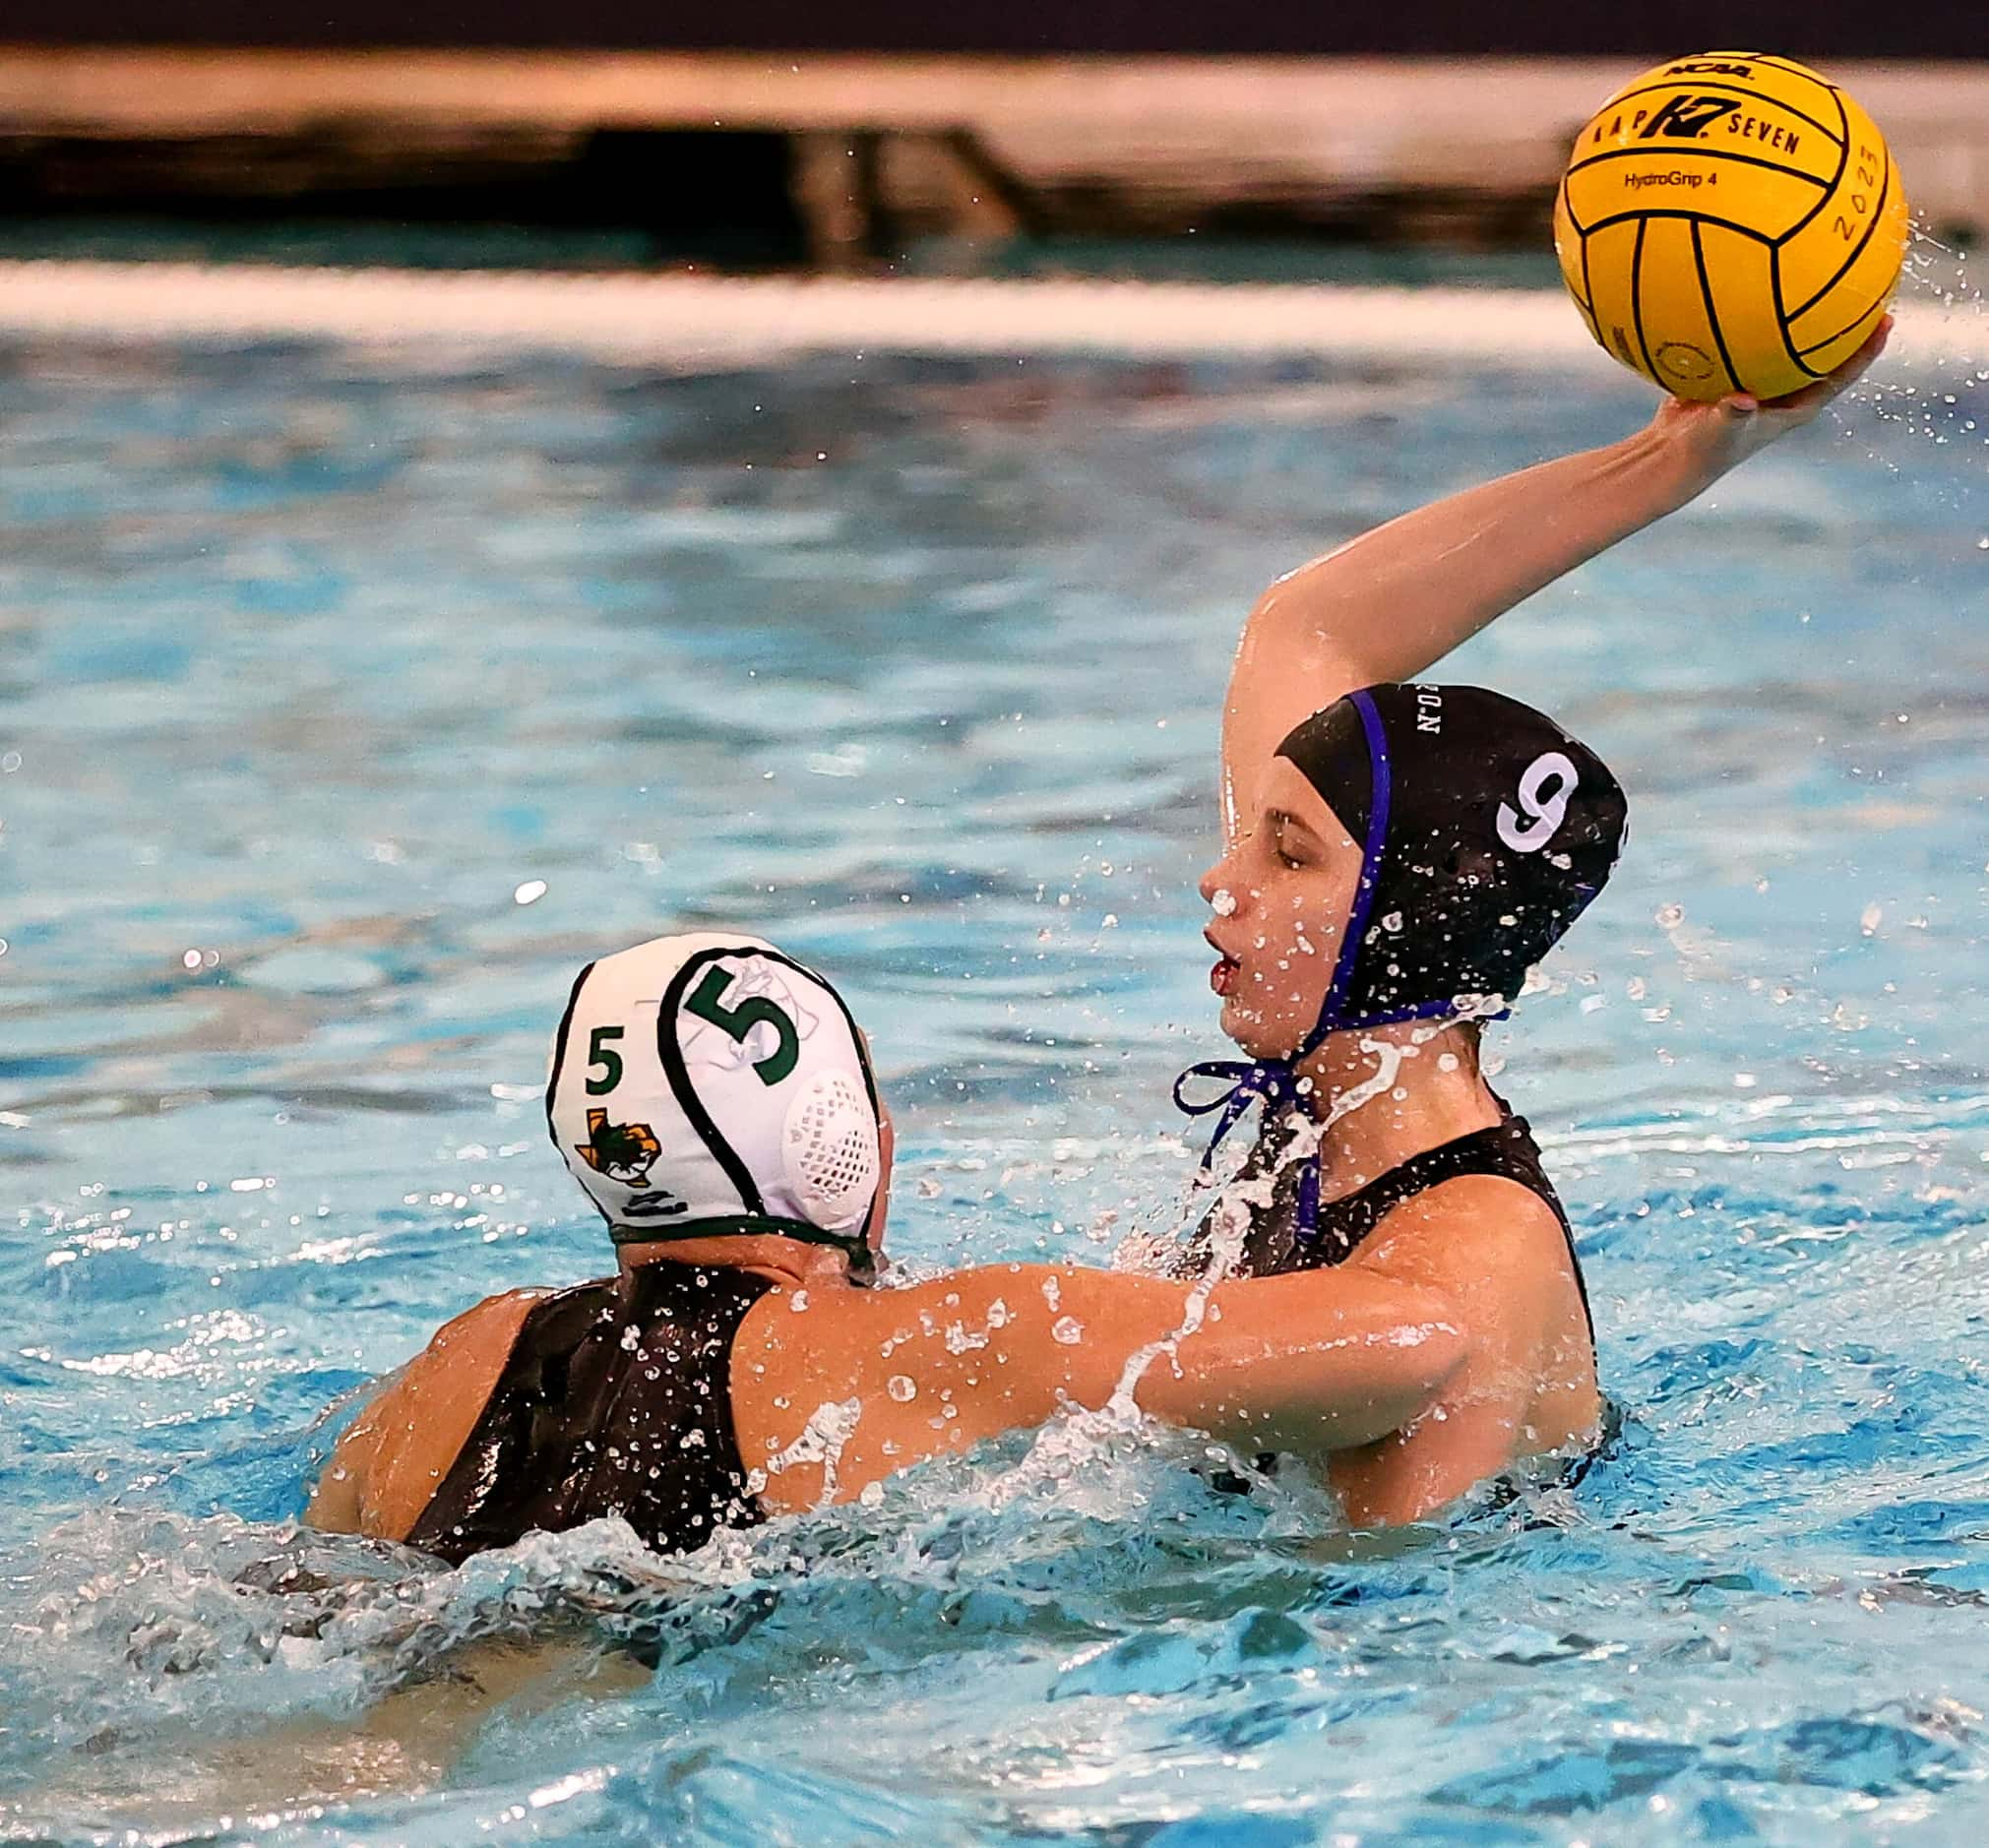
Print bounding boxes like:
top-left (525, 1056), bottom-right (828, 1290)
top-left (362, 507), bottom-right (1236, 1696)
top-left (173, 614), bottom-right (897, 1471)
top-left (751, 1397), bottom-right (864, 1508)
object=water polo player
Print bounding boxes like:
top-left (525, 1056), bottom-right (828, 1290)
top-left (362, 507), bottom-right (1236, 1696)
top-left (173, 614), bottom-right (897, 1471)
top-left (1169, 316), bottom-right (1889, 1513)
top-left (307, 321), bottom-right (1888, 1554)
top-left (307, 931), bottom-right (1487, 1556)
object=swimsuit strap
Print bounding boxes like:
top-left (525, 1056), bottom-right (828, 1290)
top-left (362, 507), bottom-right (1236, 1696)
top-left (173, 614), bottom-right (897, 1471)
top-left (1321, 1116), bottom-right (1593, 1347)
top-left (1317, 1118), bottom-right (1544, 1246)
top-left (1217, 1111), bottom-right (1594, 1350)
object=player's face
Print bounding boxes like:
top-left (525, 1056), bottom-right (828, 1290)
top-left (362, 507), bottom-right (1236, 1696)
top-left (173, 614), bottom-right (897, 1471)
top-left (1199, 761), bottom-right (1364, 1062)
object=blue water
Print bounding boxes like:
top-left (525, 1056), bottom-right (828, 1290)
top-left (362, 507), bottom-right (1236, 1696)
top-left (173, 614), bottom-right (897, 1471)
top-left (3, 317), bottom-right (1989, 1844)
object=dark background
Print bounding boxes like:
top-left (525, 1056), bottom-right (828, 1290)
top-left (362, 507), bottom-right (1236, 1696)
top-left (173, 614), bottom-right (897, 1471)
top-left (1, 0), bottom-right (1982, 56)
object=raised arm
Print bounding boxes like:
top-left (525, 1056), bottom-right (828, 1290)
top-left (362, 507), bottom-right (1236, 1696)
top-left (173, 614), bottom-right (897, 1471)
top-left (1219, 323), bottom-right (1892, 839)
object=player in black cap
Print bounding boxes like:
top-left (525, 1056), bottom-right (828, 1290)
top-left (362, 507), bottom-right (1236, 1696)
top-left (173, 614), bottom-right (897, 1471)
top-left (1181, 683), bottom-right (1624, 1273)
top-left (1173, 319), bottom-right (1888, 1520)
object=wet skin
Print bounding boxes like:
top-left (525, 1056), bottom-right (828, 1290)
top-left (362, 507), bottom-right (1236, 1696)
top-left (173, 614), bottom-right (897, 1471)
top-left (310, 1230), bottom-right (1480, 1539)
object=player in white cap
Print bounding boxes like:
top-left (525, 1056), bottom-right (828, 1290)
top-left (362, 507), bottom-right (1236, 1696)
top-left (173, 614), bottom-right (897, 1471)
top-left (306, 930), bottom-right (1476, 1558)
top-left (546, 932), bottom-right (890, 1269)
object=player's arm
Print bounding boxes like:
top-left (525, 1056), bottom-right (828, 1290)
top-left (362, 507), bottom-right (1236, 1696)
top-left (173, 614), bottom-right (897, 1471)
top-left (304, 1290), bottom-right (540, 1542)
top-left (1218, 321), bottom-right (1892, 841)
top-left (1010, 1263), bottom-right (1471, 1456)
top-left (1132, 1268), bottom-right (1469, 1455)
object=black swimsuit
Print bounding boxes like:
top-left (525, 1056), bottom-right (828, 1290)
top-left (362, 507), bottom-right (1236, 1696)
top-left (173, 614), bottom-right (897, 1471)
top-left (1198, 1107), bottom-right (1593, 1348)
top-left (404, 1263), bottom-right (773, 1565)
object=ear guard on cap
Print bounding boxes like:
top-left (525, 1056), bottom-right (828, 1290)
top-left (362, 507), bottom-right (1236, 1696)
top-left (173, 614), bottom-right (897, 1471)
top-left (546, 933), bottom-right (884, 1258)
top-left (782, 1068), bottom-right (881, 1231)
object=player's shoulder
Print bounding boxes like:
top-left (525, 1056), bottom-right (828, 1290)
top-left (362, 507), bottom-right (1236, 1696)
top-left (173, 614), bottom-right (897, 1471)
top-left (353, 1288), bottom-right (566, 1541)
top-left (1357, 1170), bottom-right (1587, 1363)
top-left (383, 1286), bottom-right (573, 1421)
top-left (427, 1286), bottom-right (556, 1354)
top-left (1360, 1170), bottom-right (1568, 1285)
top-left (309, 1282), bottom-right (591, 1543)
top-left (369, 1296), bottom-right (507, 1423)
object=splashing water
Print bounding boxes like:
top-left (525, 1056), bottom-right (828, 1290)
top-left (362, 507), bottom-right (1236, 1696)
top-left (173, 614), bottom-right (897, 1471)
top-left (749, 1397), bottom-right (865, 1507)
top-left (1096, 1033), bottom-right (1416, 1448)
top-left (8, 317), bottom-right (1989, 1843)
top-left (1844, 227), bottom-right (1989, 463)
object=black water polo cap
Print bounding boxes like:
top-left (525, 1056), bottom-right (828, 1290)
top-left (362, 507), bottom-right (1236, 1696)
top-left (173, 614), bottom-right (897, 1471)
top-left (1276, 683), bottom-right (1629, 1039)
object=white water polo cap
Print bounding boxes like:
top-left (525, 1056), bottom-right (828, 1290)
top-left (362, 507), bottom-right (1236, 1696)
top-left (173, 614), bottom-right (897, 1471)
top-left (547, 934), bottom-right (884, 1254)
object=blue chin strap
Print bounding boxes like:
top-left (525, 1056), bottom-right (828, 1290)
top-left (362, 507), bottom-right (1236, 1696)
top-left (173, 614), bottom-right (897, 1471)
top-left (1173, 690), bottom-right (1460, 1244)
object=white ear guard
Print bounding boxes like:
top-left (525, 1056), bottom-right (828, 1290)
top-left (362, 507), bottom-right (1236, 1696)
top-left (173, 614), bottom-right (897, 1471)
top-left (782, 1068), bottom-right (882, 1232)
top-left (546, 933), bottom-right (883, 1254)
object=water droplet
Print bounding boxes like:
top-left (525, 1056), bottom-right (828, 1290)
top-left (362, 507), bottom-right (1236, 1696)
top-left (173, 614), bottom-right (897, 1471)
top-left (1211, 888), bottom-right (1237, 917)
top-left (887, 1375), bottom-right (916, 1402)
top-left (1655, 902), bottom-right (1685, 929)
top-left (1051, 1316), bottom-right (1086, 1345)
top-left (513, 879), bottom-right (548, 905)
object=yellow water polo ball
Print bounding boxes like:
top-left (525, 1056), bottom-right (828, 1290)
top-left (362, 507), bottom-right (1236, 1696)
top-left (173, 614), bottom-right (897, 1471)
top-left (1553, 51), bottom-right (1909, 402)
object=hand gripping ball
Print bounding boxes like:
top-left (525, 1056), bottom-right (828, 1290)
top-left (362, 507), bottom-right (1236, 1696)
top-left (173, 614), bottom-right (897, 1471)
top-left (1554, 51), bottom-right (1908, 401)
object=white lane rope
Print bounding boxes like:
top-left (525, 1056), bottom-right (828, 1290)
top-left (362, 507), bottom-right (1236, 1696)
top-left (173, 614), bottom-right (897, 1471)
top-left (0, 262), bottom-right (1975, 370)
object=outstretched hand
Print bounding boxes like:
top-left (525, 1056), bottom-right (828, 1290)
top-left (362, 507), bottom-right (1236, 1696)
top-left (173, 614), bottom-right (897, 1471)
top-left (1650, 314), bottom-right (1893, 492)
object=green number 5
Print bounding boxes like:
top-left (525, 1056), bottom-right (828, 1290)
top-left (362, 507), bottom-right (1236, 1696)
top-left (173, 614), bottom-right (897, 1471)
top-left (585, 1025), bottom-right (625, 1094)
top-left (685, 964), bottom-right (798, 1085)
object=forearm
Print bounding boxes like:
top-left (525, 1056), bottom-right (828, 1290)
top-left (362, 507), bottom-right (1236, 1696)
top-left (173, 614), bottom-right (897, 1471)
top-left (1244, 421), bottom-right (1706, 692)
top-left (1126, 1278), bottom-right (1469, 1455)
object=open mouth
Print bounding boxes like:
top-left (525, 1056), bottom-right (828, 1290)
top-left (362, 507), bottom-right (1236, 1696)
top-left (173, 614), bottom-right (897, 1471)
top-left (1211, 955), bottom-right (1240, 996)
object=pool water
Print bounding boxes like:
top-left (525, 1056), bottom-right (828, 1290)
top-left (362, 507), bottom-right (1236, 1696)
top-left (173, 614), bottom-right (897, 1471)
top-left (3, 320), bottom-right (1989, 1844)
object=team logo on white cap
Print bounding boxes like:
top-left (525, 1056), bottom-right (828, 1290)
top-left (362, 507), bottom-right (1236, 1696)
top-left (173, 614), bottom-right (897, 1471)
top-left (573, 1109), bottom-right (661, 1185)
top-left (546, 933), bottom-right (883, 1250)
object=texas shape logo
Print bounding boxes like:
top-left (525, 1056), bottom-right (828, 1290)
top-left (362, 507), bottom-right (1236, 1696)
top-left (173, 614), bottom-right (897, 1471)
top-left (575, 1108), bottom-right (661, 1184)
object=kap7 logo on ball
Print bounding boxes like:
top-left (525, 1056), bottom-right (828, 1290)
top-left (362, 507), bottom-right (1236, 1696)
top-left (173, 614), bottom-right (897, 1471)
top-left (1637, 95), bottom-right (1745, 141)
